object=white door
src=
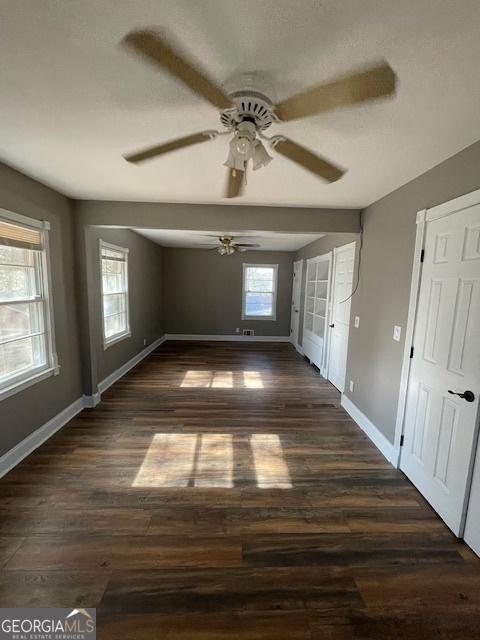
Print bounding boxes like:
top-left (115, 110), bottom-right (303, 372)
top-left (400, 203), bottom-right (480, 536)
top-left (290, 259), bottom-right (303, 350)
top-left (327, 242), bottom-right (355, 392)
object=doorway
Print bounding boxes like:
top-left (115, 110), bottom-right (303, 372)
top-left (399, 191), bottom-right (480, 537)
top-left (327, 242), bottom-right (356, 392)
top-left (290, 259), bottom-right (303, 353)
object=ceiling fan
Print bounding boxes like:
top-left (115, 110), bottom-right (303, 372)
top-left (203, 235), bottom-right (260, 255)
top-left (122, 29), bottom-right (397, 198)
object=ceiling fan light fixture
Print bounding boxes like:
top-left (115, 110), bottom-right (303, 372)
top-left (218, 244), bottom-right (234, 255)
top-left (252, 139), bottom-right (273, 170)
top-left (224, 147), bottom-right (247, 172)
top-left (234, 136), bottom-right (251, 155)
top-left (224, 128), bottom-right (254, 171)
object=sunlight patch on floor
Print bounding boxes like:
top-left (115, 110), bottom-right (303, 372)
top-left (211, 371), bottom-right (233, 388)
top-left (250, 434), bottom-right (292, 489)
top-left (195, 434), bottom-right (233, 488)
top-left (133, 433), bottom-right (291, 488)
top-left (132, 433), bottom-right (197, 488)
top-left (180, 370), bottom-right (264, 389)
top-left (243, 371), bottom-right (264, 388)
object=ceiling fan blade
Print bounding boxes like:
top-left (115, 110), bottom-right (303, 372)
top-left (273, 138), bottom-right (345, 183)
top-left (124, 131), bottom-right (214, 163)
top-left (234, 243), bottom-right (261, 248)
top-left (275, 61), bottom-right (396, 121)
top-left (122, 30), bottom-right (233, 110)
top-left (225, 169), bottom-right (245, 199)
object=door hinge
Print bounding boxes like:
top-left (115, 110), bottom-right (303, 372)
top-left (410, 346), bottom-right (414, 359)
top-left (400, 435), bottom-right (405, 447)
top-left (420, 249), bottom-right (425, 262)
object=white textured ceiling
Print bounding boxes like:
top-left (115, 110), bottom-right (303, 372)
top-left (133, 229), bottom-right (324, 251)
top-left (1, 0), bottom-right (480, 208)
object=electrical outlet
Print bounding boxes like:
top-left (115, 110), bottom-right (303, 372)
top-left (393, 325), bottom-right (402, 341)
top-left (236, 327), bottom-right (240, 334)
top-left (349, 380), bottom-right (354, 393)
top-left (354, 316), bottom-right (360, 328)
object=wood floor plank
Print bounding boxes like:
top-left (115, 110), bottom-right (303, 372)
top-left (5, 535), bottom-right (242, 571)
top-left (308, 606), bottom-right (480, 639)
top-left (354, 563), bottom-right (480, 607)
top-left (0, 571), bottom-right (110, 607)
top-left (242, 532), bottom-right (463, 568)
top-left (99, 566), bottom-right (363, 615)
top-left (97, 611), bottom-right (312, 640)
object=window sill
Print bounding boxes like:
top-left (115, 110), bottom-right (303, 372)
top-left (103, 330), bottom-right (131, 350)
top-left (0, 364), bottom-right (60, 403)
top-left (241, 315), bottom-right (277, 321)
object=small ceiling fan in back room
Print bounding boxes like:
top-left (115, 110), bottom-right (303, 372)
top-left (121, 29), bottom-right (397, 198)
top-left (201, 234), bottom-right (260, 255)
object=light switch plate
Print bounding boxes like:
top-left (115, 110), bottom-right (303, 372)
top-left (393, 325), bottom-right (402, 341)
top-left (354, 316), bottom-right (360, 328)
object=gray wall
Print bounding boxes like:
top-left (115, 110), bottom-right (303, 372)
top-left (80, 227), bottom-right (163, 390)
top-left (162, 248), bottom-right (294, 336)
top-left (345, 140), bottom-right (480, 444)
top-left (0, 162), bottom-right (82, 457)
top-left (294, 233), bottom-right (359, 345)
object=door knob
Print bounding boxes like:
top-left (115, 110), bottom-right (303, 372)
top-left (448, 390), bottom-right (475, 403)
top-left (329, 323), bottom-right (335, 328)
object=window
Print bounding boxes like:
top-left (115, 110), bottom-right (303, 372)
top-left (100, 240), bottom-right (130, 348)
top-left (0, 210), bottom-right (58, 400)
top-left (242, 264), bottom-right (278, 321)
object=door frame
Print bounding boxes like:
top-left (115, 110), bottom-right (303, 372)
top-left (394, 187), bottom-right (480, 469)
top-left (325, 241), bottom-right (356, 389)
top-left (290, 259), bottom-right (304, 354)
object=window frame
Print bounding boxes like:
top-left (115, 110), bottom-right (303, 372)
top-left (0, 207), bottom-right (59, 402)
top-left (99, 239), bottom-right (131, 349)
top-left (241, 263), bottom-right (278, 321)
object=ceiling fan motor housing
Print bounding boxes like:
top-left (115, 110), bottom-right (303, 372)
top-left (220, 91), bottom-right (275, 131)
top-left (220, 72), bottom-right (275, 131)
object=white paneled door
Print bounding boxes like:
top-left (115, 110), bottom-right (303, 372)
top-left (400, 202), bottom-right (480, 536)
top-left (327, 242), bottom-right (355, 392)
top-left (290, 259), bottom-right (303, 351)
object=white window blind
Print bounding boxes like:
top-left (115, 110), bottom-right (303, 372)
top-left (0, 214), bottom-right (57, 398)
top-left (242, 264), bottom-right (278, 320)
top-left (100, 241), bottom-right (130, 347)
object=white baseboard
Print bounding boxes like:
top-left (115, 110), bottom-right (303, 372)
top-left (292, 341), bottom-right (304, 355)
top-left (341, 394), bottom-right (399, 467)
top-left (83, 392), bottom-right (101, 408)
top-left (97, 335), bottom-right (166, 395)
top-left (164, 334), bottom-right (292, 342)
top-left (0, 397), bottom-right (85, 479)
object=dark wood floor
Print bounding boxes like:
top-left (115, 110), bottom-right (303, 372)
top-left (1, 341), bottom-right (479, 638)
